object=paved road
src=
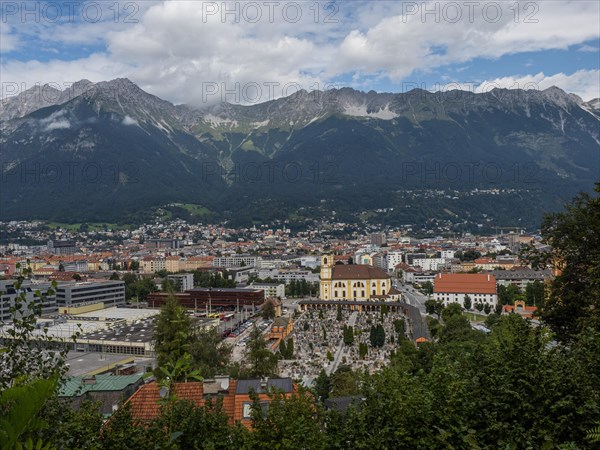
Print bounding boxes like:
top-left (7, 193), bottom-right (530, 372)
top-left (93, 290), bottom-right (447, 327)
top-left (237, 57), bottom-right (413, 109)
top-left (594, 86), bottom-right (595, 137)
top-left (327, 311), bottom-right (358, 375)
top-left (393, 280), bottom-right (428, 315)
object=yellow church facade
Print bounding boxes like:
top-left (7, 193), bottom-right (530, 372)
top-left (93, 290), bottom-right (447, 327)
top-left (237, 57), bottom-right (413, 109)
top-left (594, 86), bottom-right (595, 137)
top-left (319, 255), bottom-right (397, 301)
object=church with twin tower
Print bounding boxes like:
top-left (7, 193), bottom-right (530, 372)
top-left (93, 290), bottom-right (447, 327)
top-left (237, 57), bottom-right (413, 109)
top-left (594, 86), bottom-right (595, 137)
top-left (319, 255), bottom-right (399, 301)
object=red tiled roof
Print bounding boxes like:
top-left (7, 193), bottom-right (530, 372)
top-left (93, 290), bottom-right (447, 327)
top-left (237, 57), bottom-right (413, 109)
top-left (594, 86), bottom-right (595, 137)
top-left (126, 380), bottom-right (240, 423)
top-left (126, 382), bottom-right (204, 421)
top-left (474, 258), bottom-right (494, 264)
top-left (434, 273), bottom-right (497, 294)
top-left (332, 264), bottom-right (390, 280)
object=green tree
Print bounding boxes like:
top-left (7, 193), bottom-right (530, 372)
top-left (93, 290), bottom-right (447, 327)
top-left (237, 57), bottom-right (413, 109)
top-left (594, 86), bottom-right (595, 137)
top-left (457, 249), bottom-right (482, 261)
top-left (188, 328), bottom-right (232, 378)
top-left (278, 338), bottom-right (294, 360)
top-left (34, 398), bottom-right (104, 449)
top-left (330, 366), bottom-right (359, 397)
top-left (498, 284), bottom-right (521, 305)
top-left (152, 295), bottom-right (194, 374)
top-left (109, 272), bottom-right (120, 280)
top-left (336, 305), bottom-right (343, 321)
top-left (359, 342), bottom-right (368, 359)
top-left (442, 302), bottom-right (463, 322)
top-left (370, 324), bottom-right (385, 347)
top-left (242, 326), bottom-right (278, 378)
top-left (161, 277), bottom-right (177, 292)
top-left (425, 299), bottom-right (444, 318)
top-left (523, 184), bottom-right (600, 341)
top-left (421, 281), bottom-right (434, 295)
top-left (525, 280), bottom-right (545, 307)
top-left (249, 389), bottom-right (327, 449)
top-left (314, 369), bottom-right (331, 403)
top-left (279, 340), bottom-right (287, 359)
top-left (463, 294), bottom-right (472, 310)
top-left (343, 325), bottom-right (354, 346)
top-left (261, 300), bottom-right (276, 320)
top-left (393, 319), bottom-right (406, 339)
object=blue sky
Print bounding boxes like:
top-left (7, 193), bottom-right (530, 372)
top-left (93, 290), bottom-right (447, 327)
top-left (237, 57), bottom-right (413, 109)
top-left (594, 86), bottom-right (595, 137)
top-left (1, 1), bottom-right (599, 104)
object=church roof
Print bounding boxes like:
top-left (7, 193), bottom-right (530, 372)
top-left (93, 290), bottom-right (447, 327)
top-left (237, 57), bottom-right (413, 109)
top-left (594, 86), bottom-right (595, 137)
top-left (332, 264), bottom-right (390, 280)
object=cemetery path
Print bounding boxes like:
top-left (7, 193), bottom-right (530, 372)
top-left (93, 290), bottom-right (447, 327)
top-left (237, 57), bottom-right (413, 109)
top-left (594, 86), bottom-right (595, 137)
top-left (328, 311), bottom-right (358, 375)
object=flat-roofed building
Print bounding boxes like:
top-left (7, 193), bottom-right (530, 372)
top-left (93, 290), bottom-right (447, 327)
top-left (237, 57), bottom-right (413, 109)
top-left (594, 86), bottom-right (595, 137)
top-left (55, 281), bottom-right (125, 311)
top-left (167, 273), bottom-right (194, 292)
top-left (492, 268), bottom-right (552, 290)
top-left (249, 282), bottom-right (285, 299)
top-left (48, 240), bottom-right (78, 255)
top-left (0, 280), bottom-right (57, 322)
top-left (147, 288), bottom-right (265, 310)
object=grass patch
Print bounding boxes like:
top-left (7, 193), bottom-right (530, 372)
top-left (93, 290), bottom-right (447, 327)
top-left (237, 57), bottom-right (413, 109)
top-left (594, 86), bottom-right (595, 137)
top-left (45, 222), bottom-right (130, 231)
top-left (464, 312), bottom-right (487, 323)
top-left (177, 203), bottom-right (211, 217)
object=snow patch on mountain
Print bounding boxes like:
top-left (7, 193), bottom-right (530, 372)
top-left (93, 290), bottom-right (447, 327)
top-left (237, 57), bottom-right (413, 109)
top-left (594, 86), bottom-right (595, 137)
top-left (251, 120), bottom-right (270, 128)
top-left (203, 114), bottom-right (238, 127)
top-left (343, 103), bottom-right (398, 120)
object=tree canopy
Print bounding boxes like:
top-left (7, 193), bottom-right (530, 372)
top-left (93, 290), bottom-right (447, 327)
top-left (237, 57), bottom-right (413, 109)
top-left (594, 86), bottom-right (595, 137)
top-left (525, 182), bottom-right (600, 342)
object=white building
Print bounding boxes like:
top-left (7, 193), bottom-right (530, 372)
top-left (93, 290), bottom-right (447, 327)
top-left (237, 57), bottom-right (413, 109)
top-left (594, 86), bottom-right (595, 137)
top-left (387, 251), bottom-right (404, 272)
top-left (167, 273), bottom-right (194, 292)
top-left (412, 258), bottom-right (447, 271)
top-left (433, 273), bottom-right (498, 309)
top-left (249, 282), bottom-right (285, 299)
top-left (212, 256), bottom-right (260, 268)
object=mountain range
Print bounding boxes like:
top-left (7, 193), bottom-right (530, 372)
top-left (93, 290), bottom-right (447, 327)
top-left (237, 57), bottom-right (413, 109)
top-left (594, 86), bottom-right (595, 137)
top-left (1, 78), bottom-right (599, 229)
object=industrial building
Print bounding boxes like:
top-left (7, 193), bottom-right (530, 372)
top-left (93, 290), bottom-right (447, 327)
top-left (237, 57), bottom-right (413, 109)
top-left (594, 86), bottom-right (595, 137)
top-left (147, 288), bottom-right (265, 310)
top-left (55, 280), bottom-right (126, 310)
top-left (0, 280), bottom-right (57, 322)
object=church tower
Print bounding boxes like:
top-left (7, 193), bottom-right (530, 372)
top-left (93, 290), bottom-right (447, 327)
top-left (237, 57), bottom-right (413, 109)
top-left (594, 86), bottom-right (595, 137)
top-left (320, 254), bottom-right (334, 300)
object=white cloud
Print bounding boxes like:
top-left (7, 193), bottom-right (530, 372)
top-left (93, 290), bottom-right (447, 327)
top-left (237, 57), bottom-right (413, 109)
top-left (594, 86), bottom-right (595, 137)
top-left (0, 54), bottom-right (129, 94)
top-left (40, 110), bottom-right (71, 131)
top-left (578, 44), bottom-right (599, 53)
top-left (1, 1), bottom-right (598, 105)
top-left (122, 115), bottom-right (139, 126)
top-left (44, 119), bottom-right (70, 131)
top-left (472, 70), bottom-right (600, 101)
top-left (0, 26), bottom-right (18, 52)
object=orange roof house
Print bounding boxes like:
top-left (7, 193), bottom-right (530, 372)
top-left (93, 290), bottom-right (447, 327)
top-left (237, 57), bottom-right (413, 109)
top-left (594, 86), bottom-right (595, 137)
top-left (433, 273), bottom-right (497, 295)
top-left (433, 273), bottom-right (498, 308)
top-left (267, 317), bottom-right (294, 349)
top-left (126, 377), bottom-right (295, 428)
top-left (503, 300), bottom-right (537, 318)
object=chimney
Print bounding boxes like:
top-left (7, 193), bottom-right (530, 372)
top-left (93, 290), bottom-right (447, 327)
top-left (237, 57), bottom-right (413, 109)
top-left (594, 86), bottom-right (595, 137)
top-left (487, 274), bottom-right (490, 281)
top-left (83, 375), bottom-right (97, 385)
